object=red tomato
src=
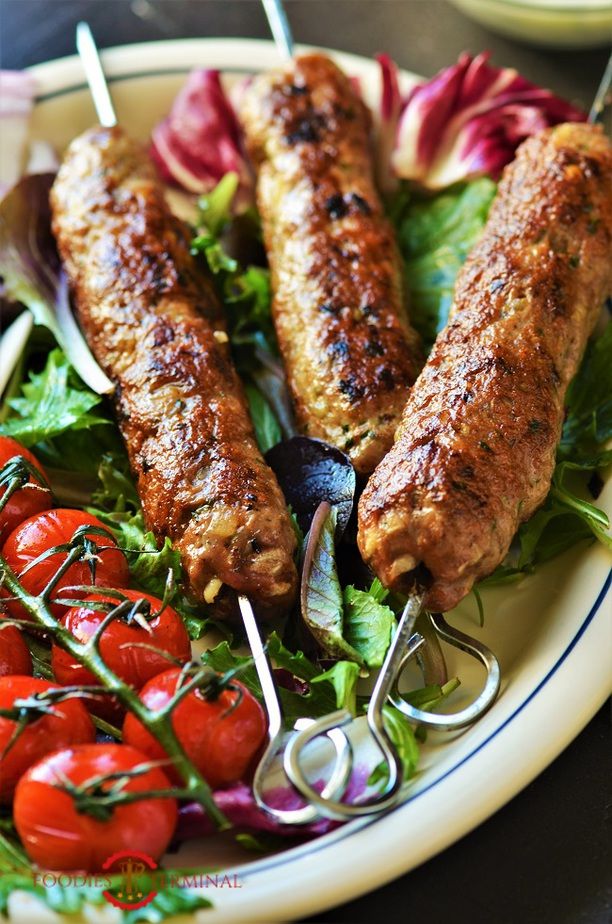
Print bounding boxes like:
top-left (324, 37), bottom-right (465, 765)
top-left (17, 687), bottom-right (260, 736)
top-left (2, 509), bottom-right (129, 620)
top-left (14, 743), bottom-right (177, 871)
top-left (0, 437), bottom-right (52, 542)
top-left (0, 625), bottom-right (32, 677)
top-left (51, 590), bottom-right (191, 701)
top-left (0, 675), bottom-right (95, 803)
top-left (123, 668), bottom-right (266, 789)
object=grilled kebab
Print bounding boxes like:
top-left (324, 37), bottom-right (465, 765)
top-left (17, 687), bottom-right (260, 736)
top-left (358, 122), bottom-right (612, 612)
top-left (240, 53), bottom-right (422, 475)
top-left (51, 125), bottom-right (298, 618)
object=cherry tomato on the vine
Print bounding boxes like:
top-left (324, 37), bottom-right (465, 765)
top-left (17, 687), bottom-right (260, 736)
top-left (2, 509), bottom-right (129, 619)
top-left (0, 437), bottom-right (52, 543)
top-left (14, 743), bottom-right (177, 871)
top-left (0, 624), bottom-right (32, 677)
top-left (51, 589), bottom-right (191, 702)
top-left (123, 667), bottom-right (266, 789)
top-left (0, 675), bottom-right (95, 802)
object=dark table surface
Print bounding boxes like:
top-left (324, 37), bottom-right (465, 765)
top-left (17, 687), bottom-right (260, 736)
top-left (1, 2), bottom-right (610, 922)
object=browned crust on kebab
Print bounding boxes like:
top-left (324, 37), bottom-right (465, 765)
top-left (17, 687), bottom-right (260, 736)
top-left (358, 123), bottom-right (612, 612)
top-left (240, 53), bottom-right (422, 475)
top-left (50, 125), bottom-right (297, 618)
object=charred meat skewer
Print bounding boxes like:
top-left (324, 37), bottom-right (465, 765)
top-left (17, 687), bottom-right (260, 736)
top-left (51, 126), bottom-right (298, 618)
top-left (358, 122), bottom-right (612, 612)
top-left (240, 53), bottom-right (423, 476)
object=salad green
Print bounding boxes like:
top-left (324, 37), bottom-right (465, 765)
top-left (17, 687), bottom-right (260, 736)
top-left (392, 177), bottom-right (497, 347)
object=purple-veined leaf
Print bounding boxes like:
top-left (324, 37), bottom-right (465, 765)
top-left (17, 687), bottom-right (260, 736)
top-left (0, 173), bottom-right (113, 395)
top-left (382, 52), bottom-right (585, 189)
top-left (150, 69), bottom-right (252, 205)
top-left (300, 502), bottom-right (364, 666)
top-left (176, 766), bottom-right (371, 840)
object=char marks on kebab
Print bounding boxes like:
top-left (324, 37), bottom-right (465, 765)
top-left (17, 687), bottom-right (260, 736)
top-left (239, 53), bottom-right (423, 476)
top-left (50, 125), bottom-right (298, 619)
top-left (358, 122), bottom-right (612, 612)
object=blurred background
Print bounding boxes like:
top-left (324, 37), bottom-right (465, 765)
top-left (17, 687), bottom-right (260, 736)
top-left (1, 0), bottom-right (611, 111)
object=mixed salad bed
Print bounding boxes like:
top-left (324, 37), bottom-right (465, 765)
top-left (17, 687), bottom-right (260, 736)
top-left (0, 51), bottom-right (610, 921)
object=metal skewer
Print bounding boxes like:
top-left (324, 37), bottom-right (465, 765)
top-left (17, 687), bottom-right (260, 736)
top-left (76, 22), bottom-right (118, 127)
top-left (285, 596), bottom-right (426, 819)
top-left (239, 595), bottom-right (353, 824)
top-left (284, 595), bottom-right (501, 819)
top-left (261, 0), bottom-right (295, 60)
top-left (588, 51), bottom-right (612, 125)
top-left (390, 612), bottom-right (500, 731)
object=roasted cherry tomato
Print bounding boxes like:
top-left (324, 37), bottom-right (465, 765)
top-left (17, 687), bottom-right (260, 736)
top-left (51, 590), bottom-right (191, 700)
top-left (0, 624), bottom-right (32, 677)
top-left (0, 675), bottom-right (95, 802)
top-left (123, 667), bottom-right (266, 789)
top-left (0, 437), bottom-right (52, 542)
top-left (14, 743), bottom-right (177, 870)
top-left (2, 509), bottom-right (129, 619)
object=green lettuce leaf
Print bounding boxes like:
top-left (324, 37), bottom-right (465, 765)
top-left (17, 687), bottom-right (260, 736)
top-left (394, 178), bottom-right (496, 348)
top-left (122, 887), bottom-right (212, 922)
top-left (244, 382), bottom-right (282, 453)
top-left (191, 230), bottom-right (238, 275)
top-left (311, 661), bottom-right (361, 716)
top-left (191, 178), bottom-right (291, 435)
top-left (191, 201), bottom-right (276, 374)
top-left (343, 579), bottom-right (395, 668)
top-left (197, 171), bottom-right (240, 235)
top-left (368, 705), bottom-right (419, 787)
top-left (529, 455), bottom-right (612, 558)
top-left (201, 631), bottom-right (358, 721)
top-left (559, 322), bottom-right (612, 462)
top-left (0, 349), bottom-right (109, 447)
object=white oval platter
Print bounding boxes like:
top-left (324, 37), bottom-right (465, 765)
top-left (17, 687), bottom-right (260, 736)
top-left (9, 37), bottom-right (611, 924)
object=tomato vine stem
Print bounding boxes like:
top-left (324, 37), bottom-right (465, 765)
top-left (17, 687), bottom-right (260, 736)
top-left (0, 553), bottom-right (230, 831)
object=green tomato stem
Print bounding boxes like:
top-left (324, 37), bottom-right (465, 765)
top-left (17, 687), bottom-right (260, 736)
top-left (0, 553), bottom-right (229, 831)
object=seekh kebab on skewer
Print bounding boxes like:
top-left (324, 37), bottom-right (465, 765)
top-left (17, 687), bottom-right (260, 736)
top-left (240, 54), bottom-right (423, 476)
top-left (358, 122), bottom-right (612, 612)
top-left (50, 125), bottom-right (298, 618)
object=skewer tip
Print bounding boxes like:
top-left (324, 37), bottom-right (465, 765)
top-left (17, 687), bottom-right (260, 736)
top-left (261, 0), bottom-right (295, 60)
top-left (75, 21), bottom-right (118, 128)
top-left (588, 51), bottom-right (612, 125)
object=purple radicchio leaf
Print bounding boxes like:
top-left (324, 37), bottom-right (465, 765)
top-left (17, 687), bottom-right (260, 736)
top-left (384, 52), bottom-right (586, 189)
top-left (150, 69), bottom-right (253, 206)
top-left (375, 53), bottom-right (403, 194)
top-left (273, 668), bottom-right (310, 696)
top-left (0, 173), bottom-right (113, 395)
top-left (176, 766), bottom-right (371, 841)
